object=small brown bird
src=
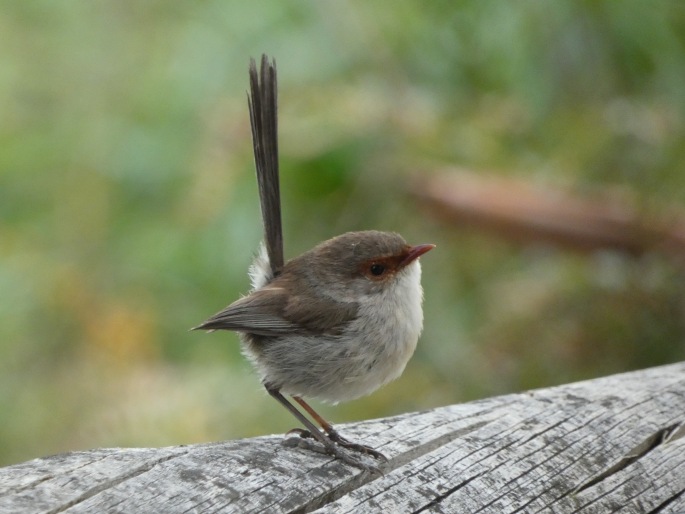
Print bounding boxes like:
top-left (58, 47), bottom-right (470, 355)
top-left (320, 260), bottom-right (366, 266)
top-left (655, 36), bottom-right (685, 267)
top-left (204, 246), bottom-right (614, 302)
top-left (194, 55), bottom-right (433, 471)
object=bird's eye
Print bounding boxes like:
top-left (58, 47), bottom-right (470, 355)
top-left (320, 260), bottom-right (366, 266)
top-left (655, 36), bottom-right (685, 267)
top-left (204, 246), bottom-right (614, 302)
top-left (370, 263), bottom-right (386, 276)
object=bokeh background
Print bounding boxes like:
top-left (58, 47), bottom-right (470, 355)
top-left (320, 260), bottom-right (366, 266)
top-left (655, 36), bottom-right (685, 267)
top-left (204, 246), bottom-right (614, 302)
top-left (2, 1), bottom-right (685, 467)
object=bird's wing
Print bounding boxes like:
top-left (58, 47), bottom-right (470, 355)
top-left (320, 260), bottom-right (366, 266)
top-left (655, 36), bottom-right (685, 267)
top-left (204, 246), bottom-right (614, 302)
top-left (281, 288), bottom-right (359, 335)
top-left (194, 286), bottom-right (358, 337)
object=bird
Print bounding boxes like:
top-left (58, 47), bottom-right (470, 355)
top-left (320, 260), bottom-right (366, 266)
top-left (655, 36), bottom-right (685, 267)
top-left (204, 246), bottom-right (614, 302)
top-left (194, 55), bottom-right (434, 471)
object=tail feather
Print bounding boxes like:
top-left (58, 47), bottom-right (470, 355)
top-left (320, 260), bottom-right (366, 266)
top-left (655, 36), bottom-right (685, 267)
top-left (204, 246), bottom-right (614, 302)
top-left (248, 55), bottom-right (283, 277)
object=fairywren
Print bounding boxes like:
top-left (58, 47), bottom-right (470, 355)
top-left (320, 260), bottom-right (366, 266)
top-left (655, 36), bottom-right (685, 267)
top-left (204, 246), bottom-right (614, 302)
top-left (194, 55), bottom-right (433, 471)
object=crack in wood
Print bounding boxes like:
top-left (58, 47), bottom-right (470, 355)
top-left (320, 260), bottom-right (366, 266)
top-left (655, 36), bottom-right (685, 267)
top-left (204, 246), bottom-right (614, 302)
top-left (288, 421), bottom-right (491, 514)
top-left (0, 473), bottom-right (54, 497)
top-left (572, 423), bottom-right (682, 495)
top-left (391, 420), bottom-right (491, 471)
top-left (290, 471), bottom-right (376, 514)
top-left (663, 421), bottom-right (685, 444)
top-left (45, 451), bottom-right (187, 514)
top-left (362, 418), bottom-right (539, 514)
top-left (0, 452), bottom-right (113, 497)
top-left (411, 472), bottom-right (485, 513)
top-left (646, 486), bottom-right (685, 513)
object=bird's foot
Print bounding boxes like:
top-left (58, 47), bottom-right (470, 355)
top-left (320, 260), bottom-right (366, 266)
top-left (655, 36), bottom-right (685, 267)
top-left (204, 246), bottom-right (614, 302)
top-left (283, 428), bottom-right (385, 473)
top-left (285, 427), bottom-right (387, 464)
top-left (325, 427), bottom-right (388, 462)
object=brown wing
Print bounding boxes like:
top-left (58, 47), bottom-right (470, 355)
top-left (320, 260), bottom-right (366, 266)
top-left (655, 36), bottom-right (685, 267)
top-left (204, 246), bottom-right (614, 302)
top-left (193, 285), bottom-right (358, 337)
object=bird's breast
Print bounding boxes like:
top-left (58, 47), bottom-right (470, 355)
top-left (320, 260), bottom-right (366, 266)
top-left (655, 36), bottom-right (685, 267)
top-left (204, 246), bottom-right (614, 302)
top-left (332, 261), bottom-right (424, 401)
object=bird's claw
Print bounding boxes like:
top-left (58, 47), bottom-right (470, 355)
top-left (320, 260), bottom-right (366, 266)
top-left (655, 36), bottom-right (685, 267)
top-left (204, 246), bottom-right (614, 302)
top-left (283, 426), bottom-right (388, 470)
top-left (326, 428), bottom-right (388, 462)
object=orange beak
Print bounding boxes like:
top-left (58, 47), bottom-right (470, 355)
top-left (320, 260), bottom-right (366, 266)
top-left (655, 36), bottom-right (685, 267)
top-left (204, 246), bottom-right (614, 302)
top-left (399, 244), bottom-right (435, 267)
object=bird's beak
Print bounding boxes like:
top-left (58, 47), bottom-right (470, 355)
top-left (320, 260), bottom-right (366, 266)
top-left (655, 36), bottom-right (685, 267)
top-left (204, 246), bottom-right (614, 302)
top-left (400, 243), bottom-right (435, 267)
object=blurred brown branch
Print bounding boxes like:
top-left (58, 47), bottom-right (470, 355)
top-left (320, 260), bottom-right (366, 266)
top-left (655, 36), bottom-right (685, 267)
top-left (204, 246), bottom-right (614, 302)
top-left (412, 169), bottom-right (685, 260)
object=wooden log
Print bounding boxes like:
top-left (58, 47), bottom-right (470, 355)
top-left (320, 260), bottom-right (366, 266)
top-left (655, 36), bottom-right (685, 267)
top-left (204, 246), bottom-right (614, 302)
top-left (1, 363), bottom-right (684, 513)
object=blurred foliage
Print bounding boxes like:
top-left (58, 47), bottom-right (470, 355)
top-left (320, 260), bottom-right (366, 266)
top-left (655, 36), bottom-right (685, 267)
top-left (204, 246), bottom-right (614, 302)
top-left (1, 0), bottom-right (685, 466)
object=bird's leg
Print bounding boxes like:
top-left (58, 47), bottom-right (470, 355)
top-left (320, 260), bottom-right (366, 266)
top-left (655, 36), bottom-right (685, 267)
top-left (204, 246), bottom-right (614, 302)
top-left (266, 388), bottom-right (381, 472)
top-left (292, 395), bottom-right (388, 462)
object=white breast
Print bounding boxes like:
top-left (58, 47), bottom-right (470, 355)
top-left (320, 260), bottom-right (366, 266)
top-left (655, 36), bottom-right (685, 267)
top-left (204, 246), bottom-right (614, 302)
top-left (324, 261), bottom-right (425, 402)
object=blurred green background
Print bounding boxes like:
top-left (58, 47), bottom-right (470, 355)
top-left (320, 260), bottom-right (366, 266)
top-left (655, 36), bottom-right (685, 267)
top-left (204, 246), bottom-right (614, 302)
top-left (2, 1), bottom-right (685, 467)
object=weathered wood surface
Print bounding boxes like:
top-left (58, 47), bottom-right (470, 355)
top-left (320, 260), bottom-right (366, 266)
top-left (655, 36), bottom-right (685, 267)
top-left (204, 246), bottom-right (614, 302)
top-left (1, 363), bottom-right (684, 513)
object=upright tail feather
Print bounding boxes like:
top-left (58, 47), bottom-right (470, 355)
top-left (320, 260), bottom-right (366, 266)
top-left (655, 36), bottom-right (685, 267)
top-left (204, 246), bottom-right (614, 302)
top-left (248, 55), bottom-right (283, 277)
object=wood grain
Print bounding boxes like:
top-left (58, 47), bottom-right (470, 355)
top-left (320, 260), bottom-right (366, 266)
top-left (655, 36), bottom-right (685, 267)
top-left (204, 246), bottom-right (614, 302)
top-left (1, 363), bottom-right (684, 513)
